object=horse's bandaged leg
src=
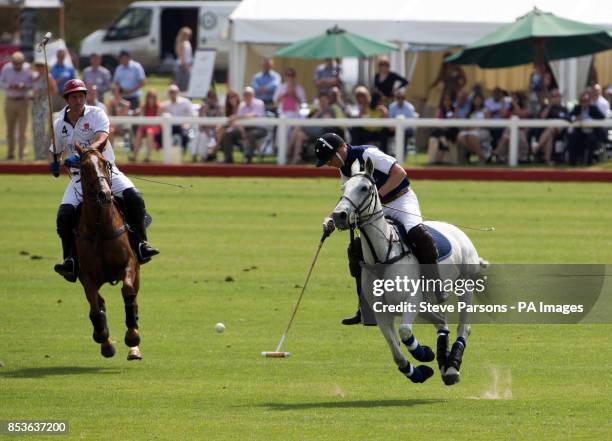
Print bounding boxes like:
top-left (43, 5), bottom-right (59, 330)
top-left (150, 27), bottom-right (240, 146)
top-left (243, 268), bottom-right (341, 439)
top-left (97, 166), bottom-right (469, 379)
top-left (123, 298), bottom-right (139, 330)
top-left (401, 331), bottom-right (435, 363)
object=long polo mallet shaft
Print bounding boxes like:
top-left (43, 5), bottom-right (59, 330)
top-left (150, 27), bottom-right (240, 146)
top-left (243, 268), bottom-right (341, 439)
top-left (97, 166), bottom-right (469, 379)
top-left (262, 233), bottom-right (327, 358)
top-left (39, 32), bottom-right (59, 176)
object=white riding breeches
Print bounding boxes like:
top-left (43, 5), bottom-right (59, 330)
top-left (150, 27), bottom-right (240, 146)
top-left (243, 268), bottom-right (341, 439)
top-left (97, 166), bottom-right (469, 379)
top-left (60, 167), bottom-right (135, 207)
top-left (382, 188), bottom-right (423, 233)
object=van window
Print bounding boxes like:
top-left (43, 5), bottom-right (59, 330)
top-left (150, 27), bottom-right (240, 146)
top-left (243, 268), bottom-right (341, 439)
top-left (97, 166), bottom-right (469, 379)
top-left (105, 8), bottom-right (152, 41)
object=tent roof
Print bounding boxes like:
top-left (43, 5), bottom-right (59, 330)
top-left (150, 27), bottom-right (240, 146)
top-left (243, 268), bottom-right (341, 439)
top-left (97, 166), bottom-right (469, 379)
top-left (230, 0), bottom-right (612, 45)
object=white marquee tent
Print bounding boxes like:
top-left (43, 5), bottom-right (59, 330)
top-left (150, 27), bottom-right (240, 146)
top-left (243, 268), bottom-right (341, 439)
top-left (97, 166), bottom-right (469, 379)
top-left (229, 0), bottom-right (612, 99)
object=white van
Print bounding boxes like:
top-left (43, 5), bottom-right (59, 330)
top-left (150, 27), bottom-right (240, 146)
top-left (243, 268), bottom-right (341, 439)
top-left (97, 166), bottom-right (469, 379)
top-left (79, 1), bottom-right (239, 75)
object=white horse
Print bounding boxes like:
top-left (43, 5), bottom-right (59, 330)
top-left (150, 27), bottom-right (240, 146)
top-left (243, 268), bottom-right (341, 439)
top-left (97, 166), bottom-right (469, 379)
top-left (331, 158), bottom-right (482, 385)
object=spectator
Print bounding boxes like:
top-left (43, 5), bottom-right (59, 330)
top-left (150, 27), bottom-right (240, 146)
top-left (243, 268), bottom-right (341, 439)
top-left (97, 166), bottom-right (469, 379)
top-left (349, 86), bottom-right (390, 153)
top-left (50, 49), bottom-right (76, 110)
top-left (591, 84), bottom-right (610, 117)
top-left (527, 62), bottom-right (556, 116)
top-left (533, 89), bottom-right (569, 165)
top-left (373, 56), bottom-right (408, 103)
top-left (221, 86), bottom-right (267, 163)
top-left (251, 57), bottom-right (281, 109)
top-left (329, 86), bottom-right (346, 117)
top-left (457, 92), bottom-right (490, 162)
top-left (30, 58), bottom-right (56, 161)
top-left (107, 82), bottom-right (131, 146)
top-left (568, 91), bottom-right (605, 165)
top-left (287, 92), bottom-right (339, 164)
top-left (0, 51), bottom-right (32, 160)
top-left (314, 58), bottom-right (341, 95)
top-left (454, 89), bottom-right (471, 119)
top-left (131, 90), bottom-right (162, 163)
top-left (491, 92), bottom-right (530, 163)
top-left (388, 88), bottom-right (417, 136)
top-left (82, 53), bottom-right (112, 101)
top-left (85, 84), bottom-right (107, 112)
top-left (429, 52), bottom-right (466, 101)
top-left (210, 89), bottom-right (241, 162)
top-left (161, 84), bottom-right (196, 151)
top-left (174, 27), bottom-right (193, 92)
top-left (428, 94), bottom-right (458, 164)
top-left (485, 87), bottom-right (506, 149)
top-left (193, 89), bottom-right (222, 162)
top-left (113, 50), bottom-right (146, 110)
top-left (273, 67), bottom-right (306, 118)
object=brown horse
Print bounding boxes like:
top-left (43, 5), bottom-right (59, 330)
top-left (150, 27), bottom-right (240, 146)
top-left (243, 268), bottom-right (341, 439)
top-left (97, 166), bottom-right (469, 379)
top-left (74, 143), bottom-right (142, 360)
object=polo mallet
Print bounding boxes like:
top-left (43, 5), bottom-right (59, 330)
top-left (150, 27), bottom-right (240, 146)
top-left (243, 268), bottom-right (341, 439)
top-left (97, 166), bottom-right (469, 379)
top-left (38, 32), bottom-right (59, 177)
top-left (262, 232), bottom-right (328, 358)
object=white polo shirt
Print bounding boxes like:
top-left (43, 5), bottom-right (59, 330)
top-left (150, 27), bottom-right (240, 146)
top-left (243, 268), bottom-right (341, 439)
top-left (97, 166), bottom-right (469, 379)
top-left (50, 105), bottom-right (117, 176)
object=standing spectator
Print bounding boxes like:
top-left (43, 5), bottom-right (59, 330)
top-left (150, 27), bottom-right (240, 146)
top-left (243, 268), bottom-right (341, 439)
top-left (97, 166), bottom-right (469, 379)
top-left (429, 52), bottom-right (466, 101)
top-left (591, 84), bottom-right (610, 117)
top-left (349, 86), bottom-right (390, 153)
top-left (456, 92), bottom-right (490, 162)
top-left (314, 58), bottom-right (341, 95)
top-left (210, 89), bottom-right (241, 162)
top-left (31, 58), bottom-right (56, 161)
top-left (50, 49), bottom-right (76, 111)
top-left (534, 89), bottom-right (569, 165)
top-left (273, 67), bottom-right (306, 118)
top-left (568, 91), bottom-right (605, 166)
top-left (113, 50), bottom-right (146, 110)
top-left (85, 84), bottom-right (107, 112)
top-left (251, 57), bottom-right (281, 110)
top-left (193, 89), bottom-right (222, 162)
top-left (82, 53), bottom-right (111, 101)
top-left (161, 84), bottom-right (196, 151)
top-left (131, 90), bottom-right (162, 163)
top-left (107, 83), bottom-right (131, 146)
top-left (0, 52), bottom-right (32, 160)
top-left (373, 56), bottom-right (408, 103)
top-left (221, 86), bottom-right (267, 163)
top-left (174, 27), bottom-right (193, 92)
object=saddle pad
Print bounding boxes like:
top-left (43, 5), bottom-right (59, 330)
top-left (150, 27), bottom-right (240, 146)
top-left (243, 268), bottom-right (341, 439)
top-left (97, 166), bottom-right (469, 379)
top-left (426, 225), bottom-right (452, 262)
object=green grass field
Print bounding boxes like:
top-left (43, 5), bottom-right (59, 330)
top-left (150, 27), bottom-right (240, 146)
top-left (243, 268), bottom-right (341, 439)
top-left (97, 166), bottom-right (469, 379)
top-left (1, 176), bottom-right (611, 440)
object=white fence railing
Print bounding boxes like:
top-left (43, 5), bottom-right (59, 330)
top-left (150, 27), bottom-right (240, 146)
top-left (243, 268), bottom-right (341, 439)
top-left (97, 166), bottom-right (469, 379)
top-left (109, 115), bottom-right (612, 167)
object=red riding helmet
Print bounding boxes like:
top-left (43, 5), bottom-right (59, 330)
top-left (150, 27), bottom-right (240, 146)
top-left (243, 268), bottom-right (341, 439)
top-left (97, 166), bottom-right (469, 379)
top-left (63, 79), bottom-right (88, 98)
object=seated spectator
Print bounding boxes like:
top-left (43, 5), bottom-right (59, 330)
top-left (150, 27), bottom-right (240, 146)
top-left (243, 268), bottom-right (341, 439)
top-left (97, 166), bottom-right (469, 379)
top-left (329, 86), bottom-right (346, 117)
top-left (591, 83), bottom-right (610, 117)
top-left (568, 91), bottom-right (606, 165)
top-left (209, 90), bottom-right (241, 161)
top-left (193, 89), bottom-right (222, 162)
top-left (85, 84), bottom-right (107, 112)
top-left (161, 84), bottom-right (196, 151)
top-left (221, 86), bottom-right (267, 163)
top-left (273, 67), bottom-right (306, 118)
top-left (388, 88), bottom-right (418, 147)
top-left (373, 56), bottom-right (408, 104)
top-left (314, 58), bottom-right (341, 95)
top-left (287, 92), bottom-right (339, 164)
top-left (349, 86), bottom-right (390, 153)
top-left (113, 50), bottom-right (146, 110)
top-left (485, 87), bottom-right (506, 149)
top-left (454, 89), bottom-right (471, 119)
top-left (534, 89), bottom-right (569, 165)
top-left (50, 49), bottom-right (76, 111)
top-left (131, 90), bottom-right (161, 163)
top-left (491, 92), bottom-right (530, 163)
top-left (252, 57), bottom-right (281, 110)
top-left (428, 94), bottom-right (458, 164)
top-left (82, 53), bottom-right (111, 102)
top-left (107, 83), bottom-right (131, 146)
top-left (457, 92), bottom-right (490, 162)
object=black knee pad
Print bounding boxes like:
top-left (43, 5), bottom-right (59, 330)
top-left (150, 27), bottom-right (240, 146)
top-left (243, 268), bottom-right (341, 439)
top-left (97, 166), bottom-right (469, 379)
top-left (56, 204), bottom-right (77, 238)
top-left (407, 223), bottom-right (438, 264)
top-left (347, 237), bottom-right (363, 278)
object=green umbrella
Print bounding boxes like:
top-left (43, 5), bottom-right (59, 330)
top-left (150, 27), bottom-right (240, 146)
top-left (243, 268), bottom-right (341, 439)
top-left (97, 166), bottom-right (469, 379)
top-left (276, 25), bottom-right (397, 59)
top-left (446, 8), bottom-right (612, 68)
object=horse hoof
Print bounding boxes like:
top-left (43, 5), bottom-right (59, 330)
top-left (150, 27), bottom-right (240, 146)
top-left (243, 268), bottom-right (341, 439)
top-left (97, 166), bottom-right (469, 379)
top-left (410, 365), bottom-right (435, 383)
top-left (127, 347), bottom-right (142, 361)
top-left (124, 331), bottom-right (140, 347)
top-left (93, 329), bottom-right (109, 344)
top-left (443, 366), bottom-right (460, 386)
top-left (101, 341), bottom-right (116, 358)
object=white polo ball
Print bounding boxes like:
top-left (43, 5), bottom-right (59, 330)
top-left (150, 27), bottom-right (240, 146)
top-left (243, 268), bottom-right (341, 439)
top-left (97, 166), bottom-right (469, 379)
top-left (215, 323), bottom-right (225, 333)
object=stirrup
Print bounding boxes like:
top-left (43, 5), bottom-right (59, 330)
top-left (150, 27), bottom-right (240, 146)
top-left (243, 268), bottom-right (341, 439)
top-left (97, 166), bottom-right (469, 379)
top-left (137, 242), bottom-right (159, 264)
top-left (54, 258), bottom-right (77, 283)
